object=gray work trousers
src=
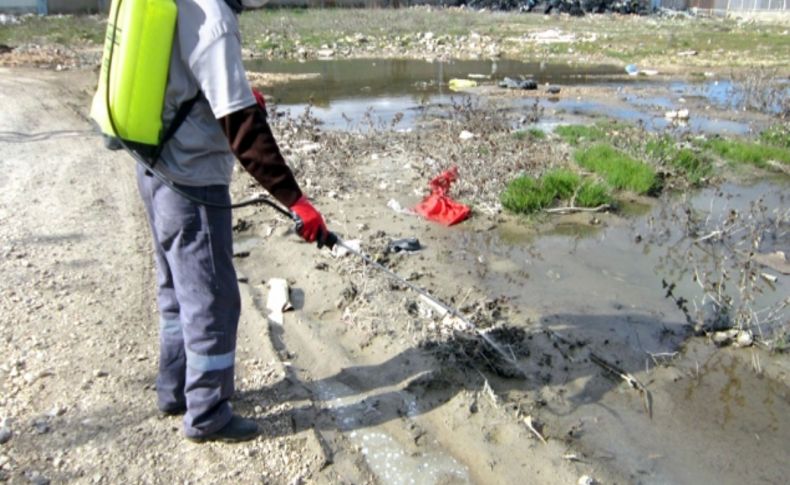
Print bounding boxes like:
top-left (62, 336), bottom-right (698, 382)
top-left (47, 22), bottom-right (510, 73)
top-left (136, 165), bottom-right (241, 438)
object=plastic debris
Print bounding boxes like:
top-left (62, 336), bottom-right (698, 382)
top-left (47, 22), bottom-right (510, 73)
top-left (753, 251), bottom-right (790, 274)
top-left (387, 198), bottom-right (414, 215)
top-left (546, 85), bottom-right (561, 94)
top-left (499, 77), bottom-right (537, 90)
top-left (459, 130), bottom-right (475, 141)
top-left (332, 239), bottom-right (361, 258)
top-left (625, 64), bottom-right (639, 76)
top-left (266, 278), bottom-right (293, 317)
top-left (665, 109), bottom-right (690, 120)
top-left (448, 78), bottom-right (478, 92)
top-left (387, 237), bottom-right (421, 253)
top-left (578, 476), bottom-right (596, 485)
top-left (761, 272), bottom-right (778, 283)
top-left (413, 166), bottom-right (471, 226)
top-left (713, 329), bottom-right (755, 348)
top-left (734, 330), bottom-right (754, 348)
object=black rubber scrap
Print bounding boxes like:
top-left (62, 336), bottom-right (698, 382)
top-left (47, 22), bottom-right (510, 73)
top-left (499, 77), bottom-right (538, 90)
top-left (388, 237), bottom-right (422, 253)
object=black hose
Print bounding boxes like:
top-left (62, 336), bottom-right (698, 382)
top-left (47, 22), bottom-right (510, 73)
top-left (104, 0), bottom-right (292, 217)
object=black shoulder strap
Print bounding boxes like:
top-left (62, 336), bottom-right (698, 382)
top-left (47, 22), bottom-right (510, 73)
top-left (149, 91), bottom-right (202, 166)
top-left (224, 0), bottom-right (244, 14)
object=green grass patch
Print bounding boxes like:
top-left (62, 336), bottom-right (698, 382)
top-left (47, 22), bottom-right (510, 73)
top-left (576, 181), bottom-right (612, 208)
top-left (555, 124), bottom-right (608, 146)
top-left (501, 169), bottom-right (612, 214)
top-left (575, 144), bottom-right (658, 195)
top-left (512, 128), bottom-right (546, 141)
top-left (646, 136), bottom-right (712, 185)
top-left (702, 138), bottom-right (790, 168)
top-left (759, 125), bottom-right (790, 149)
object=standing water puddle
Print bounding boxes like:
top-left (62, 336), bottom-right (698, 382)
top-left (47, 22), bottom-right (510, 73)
top-left (246, 58), bottom-right (620, 129)
top-left (449, 180), bottom-right (787, 354)
top-left (247, 58), bottom-right (768, 134)
top-left (440, 180), bottom-right (788, 484)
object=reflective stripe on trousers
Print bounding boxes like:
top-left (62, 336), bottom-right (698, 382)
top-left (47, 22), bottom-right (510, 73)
top-left (137, 165), bottom-right (241, 438)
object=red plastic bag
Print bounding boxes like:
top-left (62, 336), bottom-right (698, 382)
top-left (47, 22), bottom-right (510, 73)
top-left (413, 166), bottom-right (470, 226)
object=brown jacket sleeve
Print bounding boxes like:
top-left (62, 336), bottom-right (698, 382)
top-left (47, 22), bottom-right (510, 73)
top-left (220, 106), bottom-right (302, 208)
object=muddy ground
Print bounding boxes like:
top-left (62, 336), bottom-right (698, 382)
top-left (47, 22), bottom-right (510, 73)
top-left (2, 9), bottom-right (790, 485)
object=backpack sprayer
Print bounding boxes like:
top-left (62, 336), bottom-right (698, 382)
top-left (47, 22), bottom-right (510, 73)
top-left (91, 0), bottom-right (525, 374)
top-left (90, 0), bottom-right (286, 212)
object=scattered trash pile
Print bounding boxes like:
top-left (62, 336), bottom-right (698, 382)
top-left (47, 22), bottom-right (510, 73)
top-left (461, 0), bottom-right (652, 15)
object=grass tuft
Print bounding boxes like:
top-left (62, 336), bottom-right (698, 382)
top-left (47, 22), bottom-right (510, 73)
top-left (576, 181), bottom-right (613, 207)
top-left (512, 128), bottom-right (545, 141)
top-left (575, 144), bottom-right (658, 195)
top-left (702, 137), bottom-right (790, 168)
top-left (501, 176), bottom-right (548, 214)
top-left (646, 136), bottom-right (712, 185)
top-left (759, 125), bottom-right (790, 150)
top-left (555, 124), bottom-right (608, 146)
top-left (501, 169), bottom-right (612, 214)
top-left (541, 169), bottom-right (580, 200)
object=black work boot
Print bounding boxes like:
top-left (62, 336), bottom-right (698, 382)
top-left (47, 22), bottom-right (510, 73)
top-left (158, 404), bottom-right (187, 417)
top-left (186, 415), bottom-right (259, 443)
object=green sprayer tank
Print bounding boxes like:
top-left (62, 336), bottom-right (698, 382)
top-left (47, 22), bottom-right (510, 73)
top-left (91, 0), bottom-right (177, 147)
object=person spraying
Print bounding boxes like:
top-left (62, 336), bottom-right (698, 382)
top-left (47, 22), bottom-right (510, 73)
top-left (92, 0), bottom-right (327, 442)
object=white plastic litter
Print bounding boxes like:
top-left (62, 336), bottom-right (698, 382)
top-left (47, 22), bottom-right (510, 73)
top-left (387, 199), bottom-right (414, 215)
top-left (266, 278), bottom-right (293, 325)
top-left (332, 239), bottom-right (361, 258)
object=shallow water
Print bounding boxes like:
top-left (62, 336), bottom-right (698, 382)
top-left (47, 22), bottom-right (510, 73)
top-left (448, 180), bottom-right (787, 345)
top-left (247, 57), bottom-right (772, 135)
top-left (437, 179), bottom-right (788, 483)
top-left (247, 58), bottom-right (626, 130)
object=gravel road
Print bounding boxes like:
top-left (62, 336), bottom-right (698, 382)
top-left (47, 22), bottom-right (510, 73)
top-left (0, 68), bottom-right (333, 484)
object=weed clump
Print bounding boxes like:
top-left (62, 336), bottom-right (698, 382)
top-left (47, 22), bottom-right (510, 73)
top-left (702, 137), bottom-right (790, 168)
top-left (574, 144), bottom-right (658, 195)
top-left (759, 125), bottom-right (790, 150)
top-left (555, 124), bottom-right (608, 146)
top-left (501, 169), bottom-right (611, 214)
top-left (646, 136), bottom-right (713, 185)
top-left (501, 176), bottom-right (549, 214)
top-left (512, 128), bottom-right (545, 140)
top-left (576, 181), bottom-right (612, 208)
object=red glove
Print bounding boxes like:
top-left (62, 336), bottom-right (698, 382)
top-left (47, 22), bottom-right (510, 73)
top-left (252, 88), bottom-right (267, 112)
top-left (289, 196), bottom-right (327, 243)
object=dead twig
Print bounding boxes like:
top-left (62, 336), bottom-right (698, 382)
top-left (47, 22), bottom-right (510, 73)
top-left (543, 204), bottom-right (611, 215)
top-left (523, 415), bottom-right (548, 445)
top-left (478, 372), bottom-right (500, 408)
top-left (589, 353), bottom-right (652, 419)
